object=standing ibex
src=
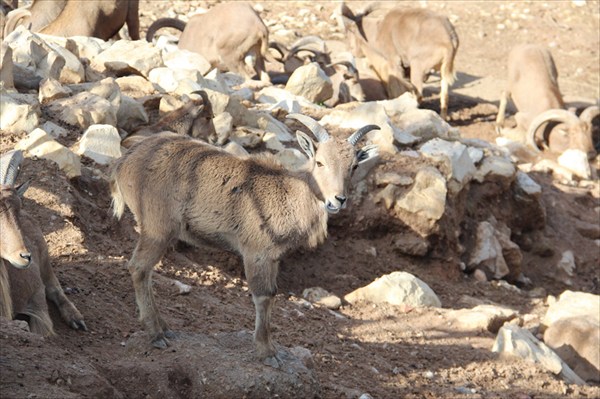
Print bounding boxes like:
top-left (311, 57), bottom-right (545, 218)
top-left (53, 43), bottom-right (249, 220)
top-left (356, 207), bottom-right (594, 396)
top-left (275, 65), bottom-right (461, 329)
top-left (4, 0), bottom-right (139, 40)
top-left (146, 2), bottom-right (273, 82)
top-left (0, 150), bottom-right (86, 335)
top-left (496, 44), bottom-right (598, 158)
top-left (341, 3), bottom-right (459, 119)
top-left (110, 114), bottom-right (379, 364)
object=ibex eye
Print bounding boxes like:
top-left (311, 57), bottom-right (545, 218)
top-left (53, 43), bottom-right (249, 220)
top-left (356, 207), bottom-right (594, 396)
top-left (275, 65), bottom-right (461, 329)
top-left (316, 161), bottom-right (324, 167)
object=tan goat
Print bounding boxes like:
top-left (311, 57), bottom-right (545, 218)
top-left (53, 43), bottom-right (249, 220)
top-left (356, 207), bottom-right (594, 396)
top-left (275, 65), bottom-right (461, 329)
top-left (110, 115), bottom-right (379, 364)
top-left (146, 2), bottom-right (272, 82)
top-left (341, 3), bottom-right (459, 119)
top-left (4, 0), bottom-right (139, 40)
top-left (0, 150), bottom-right (86, 335)
top-left (496, 44), bottom-right (598, 158)
top-left (122, 90), bottom-right (216, 148)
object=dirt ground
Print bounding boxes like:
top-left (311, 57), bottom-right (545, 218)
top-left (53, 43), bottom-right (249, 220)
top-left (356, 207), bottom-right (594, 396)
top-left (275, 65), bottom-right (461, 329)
top-left (1, 1), bottom-right (599, 398)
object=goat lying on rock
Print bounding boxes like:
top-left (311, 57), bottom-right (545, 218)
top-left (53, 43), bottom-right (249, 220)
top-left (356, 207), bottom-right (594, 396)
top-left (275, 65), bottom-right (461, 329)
top-left (110, 114), bottom-right (379, 364)
top-left (0, 150), bottom-right (86, 335)
top-left (4, 0), bottom-right (139, 40)
top-left (496, 44), bottom-right (598, 158)
top-left (146, 2), bottom-right (273, 82)
top-left (122, 90), bottom-right (216, 148)
top-left (341, 3), bottom-right (459, 119)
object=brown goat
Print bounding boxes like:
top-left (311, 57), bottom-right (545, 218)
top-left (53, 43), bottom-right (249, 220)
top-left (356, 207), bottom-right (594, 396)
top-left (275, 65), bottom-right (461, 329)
top-left (122, 90), bottom-right (216, 148)
top-left (4, 0), bottom-right (139, 40)
top-left (496, 44), bottom-right (598, 158)
top-left (110, 114), bottom-right (379, 364)
top-left (146, 2), bottom-right (272, 81)
top-left (341, 3), bottom-right (459, 119)
top-left (0, 150), bottom-right (86, 335)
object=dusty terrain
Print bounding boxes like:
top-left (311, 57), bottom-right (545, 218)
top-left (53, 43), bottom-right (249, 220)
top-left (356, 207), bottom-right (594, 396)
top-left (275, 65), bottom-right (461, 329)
top-left (1, 1), bottom-right (599, 398)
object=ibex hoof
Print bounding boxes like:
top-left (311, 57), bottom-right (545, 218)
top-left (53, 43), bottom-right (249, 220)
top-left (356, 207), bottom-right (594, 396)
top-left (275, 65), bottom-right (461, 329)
top-left (261, 349), bottom-right (289, 369)
top-left (70, 319), bottom-right (88, 331)
top-left (163, 329), bottom-right (177, 339)
top-left (151, 336), bottom-right (170, 349)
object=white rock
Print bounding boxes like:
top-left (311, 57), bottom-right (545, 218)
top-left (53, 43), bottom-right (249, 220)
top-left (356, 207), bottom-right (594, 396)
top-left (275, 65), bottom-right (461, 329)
top-left (38, 77), bottom-right (72, 103)
top-left (515, 171), bottom-right (542, 197)
top-left (492, 324), bottom-right (585, 385)
top-left (174, 78), bottom-right (203, 96)
top-left (263, 132), bottom-right (285, 151)
top-left (213, 112), bottom-right (233, 145)
top-left (0, 92), bottom-right (40, 133)
top-left (395, 166), bottom-right (447, 223)
top-left (257, 86), bottom-right (319, 112)
top-left (420, 138), bottom-right (476, 190)
top-left (148, 67), bottom-right (178, 92)
top-left (256, 114), bottom-right (294, 142)
top-left (163, 48), bottom-right (212, 76)
top-left (285, 62), bottom-right (333, 103)
top-left (41, 121), bottom-right (68, 138)
top-left (115, 75), bottom-right (157, 96)
top-left (375, 172), bottom-right (413, 187)
top-left (344, 271), bottom-right (441, 308)
top-left (447, 304), bottom-right (518, 333)
top-left (47, 92), bottom-right (117, 129)
top-left (468, 219), bottom-right (521, 279)
top-left (76, 124), bottom-right (122, 165)
top-left (15, 129), bottom-right (81, 178)
top-left (467, 147), bottom-right (484, 164)
top-left (91, 40), bottom-right (163, 78)
top-left (0, 42), bottom-right (14, 91)
top-left (117, 95), bottom-right (149, 132)
top-left (558, 149), bottom-right (591, 179)
top-left (222, 142), bottom-right (249, 157)
top-left (395, 109), bottom-right (454, 141)
top-left (542, 291), bottom-right (600, 329)
top-left (474, 155), bottom-right (516, 183)
top-left (375, 92), bottom-right (419, 117)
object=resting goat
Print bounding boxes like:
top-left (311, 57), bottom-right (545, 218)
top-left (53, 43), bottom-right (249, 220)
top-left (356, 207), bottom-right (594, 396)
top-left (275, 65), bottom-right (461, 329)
top-left (4, 0), bottom-right (139, 40)
top-left (122, 90), bottom-right (216, 148)
top-left (0, 150), bottom-right (86, 335)
top-left (341, 3), bottom-right (459, 119)
top-left (496, 44), bottom-right (598, 158)
top-left (110, 114), bottom-right (379, 364)
top-left (146, 2), bottom-right (272, 82)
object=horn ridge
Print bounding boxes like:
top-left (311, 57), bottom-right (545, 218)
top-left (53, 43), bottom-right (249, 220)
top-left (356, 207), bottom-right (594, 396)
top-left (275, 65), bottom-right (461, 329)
top-left (287, 113), bottom-right (330, 142)
top-left (347, 125), bottom-right (380, 146)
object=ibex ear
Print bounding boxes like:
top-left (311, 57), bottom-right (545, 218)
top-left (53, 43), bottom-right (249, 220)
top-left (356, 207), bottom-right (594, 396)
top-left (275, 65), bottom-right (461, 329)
top-left (16, 181), bottom-right (30, 198)
top-left (296, 130), bottom-right (316, 159)
top-left (356, 144), bottom-right (378, 164)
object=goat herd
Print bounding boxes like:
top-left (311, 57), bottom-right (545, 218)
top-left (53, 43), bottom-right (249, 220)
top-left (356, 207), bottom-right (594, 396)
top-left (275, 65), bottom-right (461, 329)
top-left (0, 0), bottom-right (598, 374)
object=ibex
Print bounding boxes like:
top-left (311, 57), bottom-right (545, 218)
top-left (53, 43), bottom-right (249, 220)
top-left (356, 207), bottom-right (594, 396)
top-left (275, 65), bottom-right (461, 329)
top-left (122, 90), bottom-right (217, 148)
top-left (0, 150), bottom-right (86, 335)
top-left (496, 44), bottom-right (598, 158)
top-left (341, 3), bottom-right (459, 119)
top-left (146, 2), bottom-right (273, 82)
top-left (4, 0), bottom-right (139, 40)
top-left (110, 114), bottom-right (379, 364)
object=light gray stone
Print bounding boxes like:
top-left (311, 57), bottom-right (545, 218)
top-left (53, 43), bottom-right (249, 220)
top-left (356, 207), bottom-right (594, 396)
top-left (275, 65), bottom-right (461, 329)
top-left (285, 62), bottom-right (333, 103)
top-left (447, 304), bottom-right (518, 333)
top-left (558, 149), bottom-right (592, 180)
top-left (38, 77), bottom-right (72, 103)
top-left (117, 95), bottom-right (149, 132)
top-left (41, 121), bottom-right (68, 138)
top-left (344, 271), bottom-right (441, 308)
top-left (163, 48), bottom-right (212, 76)
top-left (46, 92), bottom-right (117, 129)
top-left (222, 142), bottom-right (249, 157)
top-left (375, 172), bottom-right (413, 187)
top-left (473, 155), bottom-right (516, 183)
top-left (91, 40), bottom-right (163, 78)
top-left (302, 287), bottom-right (342, 310)
top-left (420, 138), bottom-right (476, 191)
top-left (395, 109), bottom-right (455, 141)
top-left (76, 124), bottom-right (122, 165)
top-left (15, 128), bottom-right (81, 178)
top-left (468, 219), bottom-right (521, 280)
top-left (148, 67), bottom-right (178, 92)
top-left (395, 167), bottom-right (447, 223)
top-left (1, 42), bottom-right (14, 91)
top-left (542, 291), bottom-right (600, 329)
top-left (115, 75), bottom-right (157, 96)
top-left (0, 92), bottom-right (40, 133)
top-left (492, 324), bottom-right (585, 385)
top-left (213, 112), bottom-right (233, 145)
top-left (257, 86), bottom-right (318, 112)
top-left (515, 171), bottom-right (542, 197)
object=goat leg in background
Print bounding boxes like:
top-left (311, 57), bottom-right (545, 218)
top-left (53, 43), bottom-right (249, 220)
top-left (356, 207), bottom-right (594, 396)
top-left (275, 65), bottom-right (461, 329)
top-left (496, 90), bottom-right (510, 132)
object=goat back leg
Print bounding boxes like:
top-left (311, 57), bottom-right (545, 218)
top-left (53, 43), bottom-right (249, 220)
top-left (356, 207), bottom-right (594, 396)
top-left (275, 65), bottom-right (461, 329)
top-left (495, 90), bottom-right (510, 132)
top-left (126, 0), bottom-right (141, 40)
top-left (128, 234), bottom-right (172, 348)
top-left (39, 258), bottom-right (86, 331)
top-left (439, 75), bottom-right (449, 120)
top-left (24, 288), bottom-right (54, 336)
top-left (244, 254), bottom-right (279, 363)
top-left (409, 63), bottom-right (425, 104)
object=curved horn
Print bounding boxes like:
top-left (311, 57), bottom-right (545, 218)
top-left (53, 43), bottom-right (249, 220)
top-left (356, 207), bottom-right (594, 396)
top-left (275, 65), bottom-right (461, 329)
top-left (3, 8), bottom-right (31, 38)
top-left (526, 109), bottom-right (581, 151)
top-left (287, 113), bottom-right (330, 142)
top-left (580, 105), bottom-right (599, 124)
top-left (348, 125), bottom-right (380, 146)
top-left (0, 149), bottom-right (24, 186)
top-left (290, 35), bottom-right (326, 54)
top-left (268, 41), bottom-right (287, 61)
top-left (192, 90), bottom-right (212, 114)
